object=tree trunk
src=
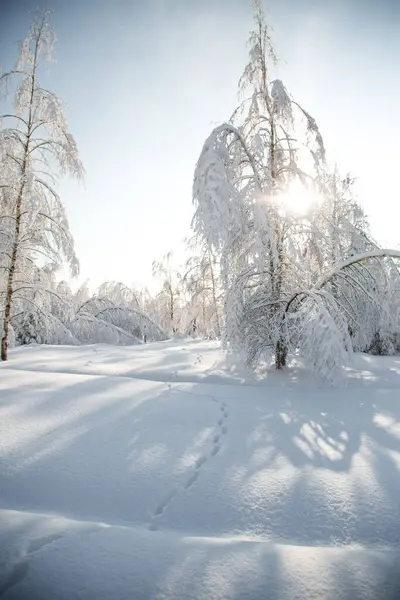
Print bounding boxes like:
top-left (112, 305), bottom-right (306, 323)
top-left (275, 336), bottom-right (287, 370)
top-left (1, 186), bottom-right (24, 360)
top-left (208, 252), bottom-right (221, 338)
top-left (169, 285), bottom-right (175, 333)
top-left (1, 272), bottom-right (15, 361)
top-left (201, 274), bottom-right (206, 333)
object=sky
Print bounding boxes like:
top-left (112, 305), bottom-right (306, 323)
top-left (0, 0), bottom-right (399, 293)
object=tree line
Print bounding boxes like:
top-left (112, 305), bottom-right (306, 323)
top-left (1, 5), bottom-right (399, 382)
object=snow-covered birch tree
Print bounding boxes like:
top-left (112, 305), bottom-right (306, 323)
top-left (193, 0), bottom-right (325, 369)
top-left (192, 0), bottom-right (400, 381)
top-left (0, 10), bottom-right (84, 359)
top-left (73, 295), bottom-right (167, 345)
top-left (79, 281), bottom-right (167, 343)
top-left (152, 252), bottom-right (184, 334)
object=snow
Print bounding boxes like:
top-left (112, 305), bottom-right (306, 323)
top-left (315, 249), bottom-right (400, 289)
top-left (1, 339), bottom-right (400, 599)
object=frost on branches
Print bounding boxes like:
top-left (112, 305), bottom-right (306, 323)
top-left (74, 282), bottom-right (168, 345)
top-left (0, 14), bottom-right (170, 352)
top-left (0, 11), bottom-right (83, 359)
top-left (183, 237), bottom-right (223, 339)
top-left (192, 0), bottom-right (400, 382)
top-left (152, 253), bottom-right (184, 335)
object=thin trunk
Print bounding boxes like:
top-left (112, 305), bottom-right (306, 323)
top-left (270, 118), bottom-right (286, 369)
top-left (331, 175), bottom-right (339, 299)
top-left (1, 33), bottom-right (39, 360)
top-left (258, 16), bottom-right (287, 369)
top-left (201, 274), bottom-right (206, 333)
top-left (275, 336), bottom-right (287, 369)
top-left (275, 292), bottom-right (303, 370)
top-left (256, 10), bottom-right (287, 369)
top-left (208, 252), bottom-right (221, 337)
top-left (169, 282), bottom-right (175, 333)
top-left (1, 181), bottom-right (24, 360)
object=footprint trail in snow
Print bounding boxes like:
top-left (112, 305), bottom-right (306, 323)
top-left (148, 361), bottom-right (229, 532)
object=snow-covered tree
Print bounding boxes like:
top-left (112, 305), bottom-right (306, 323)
top-left (305, 173), bottom-right (400, 354)
top-left (73, 281), bottom-right (167, 345)
top-left (193, 0), bottom-right (325, 369)
top-left (96, 281), bottom-right (141, 310)
top-left (0, 10), bottom-right (83, 359)
top-left (192, 0), bottom-right (400, 381)
top-left (152, 252), bottom-right (184, 334)
top-left (72, 279), bottom-right (90, 310)
top-left (9, 266), bottom-right (78, 346)
top-left (308, 171), bottom-right (375, 275)
top-left (183, 236), bottom-right (222, 338)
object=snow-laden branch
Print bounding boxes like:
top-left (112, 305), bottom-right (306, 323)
top-left (315, 250), bottom-right (400, 289)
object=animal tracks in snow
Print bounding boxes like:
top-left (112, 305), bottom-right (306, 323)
top-left (195, 455), bottom-right (207, 469)
top-left (211, 444), bottom-right (220, 456)
top-left (185, 471), bottom-right (199, 489)
top-left (194, 354), bottom-right (203, 366)
top-left (148, 392), bottom-right (229, 532)
top-left (154, 489), bottom-right (178, 515)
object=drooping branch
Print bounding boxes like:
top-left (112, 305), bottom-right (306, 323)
top-left (315, 250), bottom-right (400, 289)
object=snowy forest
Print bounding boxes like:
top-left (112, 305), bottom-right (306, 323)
top-left (1, 3), bottom-right (399, 382)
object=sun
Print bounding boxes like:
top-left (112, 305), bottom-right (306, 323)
top-left (279, 180), bottom-right (321, 217)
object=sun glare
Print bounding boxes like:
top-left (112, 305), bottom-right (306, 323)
top-left (279, 180), bottom-right (321, 217)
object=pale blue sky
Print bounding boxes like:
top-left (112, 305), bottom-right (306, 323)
top-left (1, 0), bottom-right (399, 291)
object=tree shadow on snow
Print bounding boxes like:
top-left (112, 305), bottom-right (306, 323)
top-left (222, 384), bottom-right (400, 547)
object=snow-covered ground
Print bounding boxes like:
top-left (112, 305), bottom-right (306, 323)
top-left (1, 339), bottom-right (400, 599)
